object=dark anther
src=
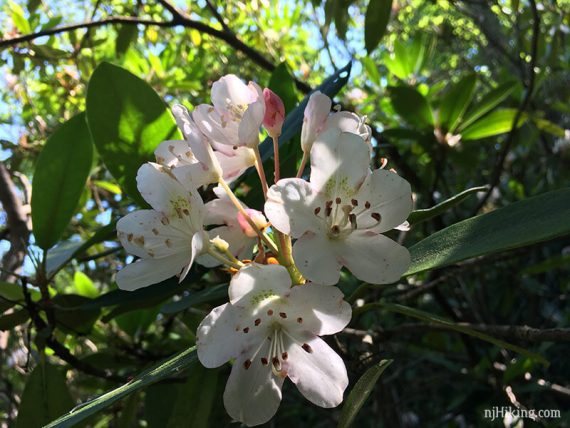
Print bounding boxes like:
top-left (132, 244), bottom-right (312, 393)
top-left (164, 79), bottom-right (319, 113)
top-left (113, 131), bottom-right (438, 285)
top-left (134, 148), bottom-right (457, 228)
top-left (244, 359), bottom-right (252, 369)
top-left (371, 212), bottom-right (381, 222)
top-left (302, 343), bottom-right (313, 353)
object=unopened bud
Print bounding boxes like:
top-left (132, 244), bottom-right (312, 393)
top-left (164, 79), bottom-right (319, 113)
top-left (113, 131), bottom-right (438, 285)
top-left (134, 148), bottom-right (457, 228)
top-left (237, 209), bottom-right (268, 238)
top-left (262, 88), bottom-right (285, 137)
top-left (211, 235), bottom-right (229, 252)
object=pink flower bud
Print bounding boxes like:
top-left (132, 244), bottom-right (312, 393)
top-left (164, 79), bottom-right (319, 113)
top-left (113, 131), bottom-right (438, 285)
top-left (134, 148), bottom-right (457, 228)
top-left (262, 88), bottom-right (285, 137)
top-left (237, 209), bottom-right (268, 238)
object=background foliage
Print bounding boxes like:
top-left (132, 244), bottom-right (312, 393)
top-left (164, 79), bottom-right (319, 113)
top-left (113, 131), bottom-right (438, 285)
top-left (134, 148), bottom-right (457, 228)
top-left (1, 0), bottom-right (569, 426)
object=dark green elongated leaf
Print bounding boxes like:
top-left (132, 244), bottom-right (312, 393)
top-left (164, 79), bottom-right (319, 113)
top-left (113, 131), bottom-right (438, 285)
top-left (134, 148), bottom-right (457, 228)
top-left (166, 365), bottom-right (220, 428)
top-left (115, 25), bottom-right (138, 56)
top-left (46, 221), bottom-right (116, 277)
top-left (407, 188), bottom-right (570, 275)
top-left (0, 309), bottom-right (30, 330)
top-left (161, 283), bottom-right (228, 314)
top-left (388, 86), bottom-right (434, 129)
top-left (52, 294), bottom-right (100, 335)
top-left (460, 109), bottom-right (526, 140)
top-left (86, 62), bottom-right (181, 205)
top-left (32, 113), bottom-right (93, 249)
top-left (44, 346), bottom-right (197, 428)
top-left (338, 360), bottom-right (393, 428)
top-left (459, 80), bottom-right (518, 131)
top-left (145, 382), bottom-right (179, 428)
top-left (439, 74), bottom-right (477, 133)
top-left (268, 62), bottom-right (299, 113)
top-left (376, 303), bottom-right (548, 365)
top-left (258, 62), bottom-right (352, 163)
top-left (408, 185), bottom-right (488, 225)
top-left (521, 253), bottom-right (570, 275)
top-left (16, 360), bottom-right (75, 428)
top-left (364, 0), bottom-right (393, 53)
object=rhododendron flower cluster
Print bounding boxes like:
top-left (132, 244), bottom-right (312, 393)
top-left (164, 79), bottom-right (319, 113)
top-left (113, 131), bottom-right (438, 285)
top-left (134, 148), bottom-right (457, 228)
top-left (116, 75), bottom-right (413, 426)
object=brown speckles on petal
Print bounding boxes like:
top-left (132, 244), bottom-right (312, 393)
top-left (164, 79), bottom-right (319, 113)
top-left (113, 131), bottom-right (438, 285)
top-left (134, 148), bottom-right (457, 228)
top-left (151, 228), bottom-right (159, 235)
top-left (261, 357), bottom-right (268, 365)
top-left (297, 317), bottom-right (303, 324)
top-left (302, 343), bottom-right (313, 353)
top-left (243, 327), bottom-right (249, 333)
top-left (267, 309), bottom-right (274, 316)
top-left (165, 238), bottom-right (173, 247)
top-left (244, 359), bottom-right (252, 370)
top-left (279, 312), bottom-right (287, 319)
top-left (254, 318), bottom-right (261, 326)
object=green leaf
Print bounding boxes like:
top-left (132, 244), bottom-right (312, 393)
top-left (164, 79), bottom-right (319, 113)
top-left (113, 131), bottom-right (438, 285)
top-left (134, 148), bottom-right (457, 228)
top-left (338, 360), bottom-right (393, 428)
top-left (16, 360), bottom-right (75, 428)
top-left (0, 281), bottom-right (25, 301)
top-left (93, 180), bottom-right (122, 195)
top-left (461, 109), bottom-right (526, 140)
top-left (377, 303), bottom-right (548, 365)
top-left (74, 271), bottom-right (99, 298)
top-left (407, 188), bottom-right (570, 275)
top-left (166, 365), bottom-right (220, 428)
top-left (52, 294), bottom-right (100, 334)
top-left (86, 62), bottom-right (181, 205)
top-left (0, 309), bottom-right (29, 330)
top-left (459, 80), bottom-right (518, 131)
top-left (408, 185), bottom-right (488, 225)
top-left (533, 117), bottom-right (566, 138)
top-left (115, 25), bottom-right (138, 56)
top-left (360, 57), bottom-right (381, 86)
top-left (31, 113), bottom-right (93, 249)
top-left (44, 346), bottom-right (197, 428)
top-left (388, 85), bottom-right (434, 129)
top-left (364, 0), bottom-right (393, 54)
top-left (7, 0), bottom-right (31, 34)
top-left (161, 283), bottom-right (228, 314)
top-left (268, 62), bottom-right (299, 113)
top-left (439, 74), bottom-right (477, 133)
top-left (145, 382), bottom-right (179, 428)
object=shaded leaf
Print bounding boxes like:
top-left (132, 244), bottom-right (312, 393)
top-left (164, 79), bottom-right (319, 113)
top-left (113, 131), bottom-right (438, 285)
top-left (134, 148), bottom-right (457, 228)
top-left (44, 346), bottom-right (197, 428)
top-left (388, 85), bottom-right (434, 129)
top-left (459, 80), bottom-right (518, 131)
top-left (161, 283), bottom-right (228, 314)
top-left (408, 185), bottom-right (488, 225)
top-left (32, 113), bottom-right (93, 249)
top-left (16, 360), bottom-right (74, 428)
top-left (86, 62), bottom-right (181, 205)
top-left (364, 0), bottom-right (392, 53)
top-left (338, 360), bottom-right (393, 428)
top-left (407, 188), bottom-right (570, 275)
top-left (439, 74), bottom-right (477, 133)
top-left (378, 303), bottom-right (548, 365)
top-left (0, 309), bottom-right (29, 330)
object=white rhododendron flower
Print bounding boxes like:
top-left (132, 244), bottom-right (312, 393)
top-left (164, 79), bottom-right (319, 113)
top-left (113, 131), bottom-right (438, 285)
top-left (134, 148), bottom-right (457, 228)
top-left (197, 187), bottom-right (268, 266)
top-left (116, 163), bottom-right (208, 290)
top-left (265, 129), bottom-right (412, 285)
top-left (194, 74), bottom-right (266, 149)
top-left (197, 264), bottom-right (351, 426)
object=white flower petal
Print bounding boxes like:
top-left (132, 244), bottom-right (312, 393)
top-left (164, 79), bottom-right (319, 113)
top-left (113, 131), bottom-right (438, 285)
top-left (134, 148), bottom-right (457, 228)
top-left (301, 91), bottom-right (332, 153)
top-left (116, 255), bottom-right (187, 291)
top-left (324, 111), bottom-right (372, 150)
top-left (197, 302), bottom-right (266, 368)
top-left (154, 139), bottom-right (196, 167)
top-left (287, 284), bottom-right (352, 336)
top-left (215, 148), bottom-right (256, 182)
top-left (193, 104), bottom-right (239, 148)
top-left (265, 178), bottom-right (322, 237)
top-left (338, 231), bottom-right (411, 284)
top-left (223, 348), bottom-right (284, 427)
top-left (292, 232), bottom-right (341, 285)
top-left (309, 130), bottom-right (370, 200)
top-left (229, 264), bottom-right (292, 306)
top-left (136, 162), bottom-right (205, 224)
top-left (117, 210), bottom-right (190, 259)
top-left (283, 334), bottom-right (348, 408)
top-left (238, 97), bottom-right (265, 147)
top-left (355, 169), bottom-right (413, 232)
top-left (211, 74), bottom-right (256, 111)
top-left (179, 231), bottom-right (207, 282)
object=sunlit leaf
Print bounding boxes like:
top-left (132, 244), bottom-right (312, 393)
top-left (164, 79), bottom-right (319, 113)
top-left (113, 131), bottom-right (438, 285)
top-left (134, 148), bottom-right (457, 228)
top-left (461, 108), bottom-right (526, 140)
top-left (439, 74), bottom-right (477, 133)
top-left (31, 113), bottom-right (93, 249)
top-left (407, 188), bottom-right (570, 275)
top-left (86, 62), bottom-right (181, 205)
